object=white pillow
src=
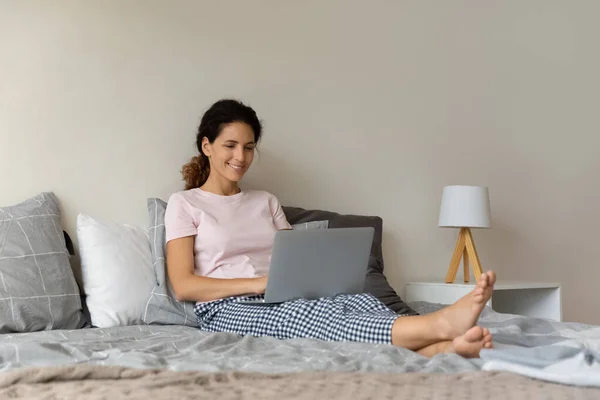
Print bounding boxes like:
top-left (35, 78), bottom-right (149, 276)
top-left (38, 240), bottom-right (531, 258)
top-left (77, 213), bottom-right (155, 328)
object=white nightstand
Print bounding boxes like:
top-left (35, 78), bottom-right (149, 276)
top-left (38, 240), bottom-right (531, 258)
top-left (405, 281), bottom-right (562, 322)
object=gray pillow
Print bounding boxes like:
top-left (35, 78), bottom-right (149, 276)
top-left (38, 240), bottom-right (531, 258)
top-left (143, 198), bottom-right (197, 326)
top-left (289, 220), bottom-right (329, 230)
top-left (142, 198), bottom-right (329, 326)
top-left (0, 192), bottom-right (87, 333)
top-left (282, 206), bottom-right (418, 316)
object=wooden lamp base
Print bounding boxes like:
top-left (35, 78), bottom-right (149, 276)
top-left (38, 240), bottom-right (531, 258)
top-left (445, 227), bottom-right (483, 283)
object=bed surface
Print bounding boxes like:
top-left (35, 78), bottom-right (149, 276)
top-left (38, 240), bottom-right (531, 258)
top-left (3, 365), bottom-right (600, 400)
top-left (2, 302), bottom-right (598, 374)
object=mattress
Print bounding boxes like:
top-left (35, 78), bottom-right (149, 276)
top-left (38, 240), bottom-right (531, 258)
top-left (1, 302), bottom-right (598, 374)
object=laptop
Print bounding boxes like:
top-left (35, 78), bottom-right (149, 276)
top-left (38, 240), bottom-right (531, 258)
top-left (239, 227), bottom-right (374, 305)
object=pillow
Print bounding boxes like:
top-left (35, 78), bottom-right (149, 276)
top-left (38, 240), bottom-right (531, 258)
top-left (142, 198), bottom-right (329, 327)
top-left (289, 220), bottom-right (329, 230)
top-left (0, 192), bottom-right (87, 333)
top-left (282, 206), bottom-right (418, 316)
top-left (77, 213), bottom-right (155, 327)
top-left (143, 198), bottom-right (196, 326)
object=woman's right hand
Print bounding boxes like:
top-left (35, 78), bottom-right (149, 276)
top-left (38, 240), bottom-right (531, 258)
top-left (253, 275), bottom-right (268, 294)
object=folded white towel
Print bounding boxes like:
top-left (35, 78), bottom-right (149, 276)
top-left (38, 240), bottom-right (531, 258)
top-left (481, 346), bottom-right (600, 387)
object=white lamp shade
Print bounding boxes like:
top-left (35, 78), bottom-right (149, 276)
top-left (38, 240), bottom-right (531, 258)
top-left (438, 185), bottom-right (491, 228)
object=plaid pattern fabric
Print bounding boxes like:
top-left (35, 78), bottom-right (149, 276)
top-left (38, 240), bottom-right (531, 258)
top-left (194, 293), bottom-right (398, 344)
top-left (0, 192), bottom-right (85, 333)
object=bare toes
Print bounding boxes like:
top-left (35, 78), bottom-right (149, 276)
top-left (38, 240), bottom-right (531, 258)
top-left (485, 272), bottom-right (492, 284)
top-left (464, 326), bottom-right (484, 342)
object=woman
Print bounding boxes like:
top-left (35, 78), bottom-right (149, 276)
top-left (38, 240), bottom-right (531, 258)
top-left (166, 99), bottom-right (496, 358)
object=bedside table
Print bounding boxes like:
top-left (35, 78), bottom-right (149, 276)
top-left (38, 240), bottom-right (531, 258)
top-left (405, 281), bottom-right (562, 322)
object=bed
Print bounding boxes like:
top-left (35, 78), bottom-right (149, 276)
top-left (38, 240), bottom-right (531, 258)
top-left (1, 301), bottom-right (600, 398)
top-left (1, 193), bottom-right (599, 398)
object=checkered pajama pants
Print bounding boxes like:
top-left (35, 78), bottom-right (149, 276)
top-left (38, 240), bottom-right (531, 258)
top-left (194, 293), bottom-right (399, 344)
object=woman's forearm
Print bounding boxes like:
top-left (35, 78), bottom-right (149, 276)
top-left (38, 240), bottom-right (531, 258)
top-left (173, 274), bottom-right (260, 302)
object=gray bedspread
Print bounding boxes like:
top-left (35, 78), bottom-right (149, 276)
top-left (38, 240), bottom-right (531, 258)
top-left (1, 302), bottom-right (599, 375)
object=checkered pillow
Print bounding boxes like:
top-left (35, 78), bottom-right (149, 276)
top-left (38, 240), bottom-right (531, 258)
top-left (142, 198), bottom-right (196, 326)
top-left (0, 192), bottom-right (86, 333)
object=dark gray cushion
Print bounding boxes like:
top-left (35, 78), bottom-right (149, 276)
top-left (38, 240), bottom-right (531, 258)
top-left (0, 192), bottom-right (87, 333)
top-left (282, 206), bottom-right (418, 316)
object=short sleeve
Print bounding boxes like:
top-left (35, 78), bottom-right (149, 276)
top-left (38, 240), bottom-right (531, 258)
top-left (165, 193), bottom-right (198, 242)
top-left (269, 194), bottom-right (292, 230)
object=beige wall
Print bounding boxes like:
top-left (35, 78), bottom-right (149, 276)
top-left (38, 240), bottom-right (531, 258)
top-left (1, 1), bottom-right (599, 323)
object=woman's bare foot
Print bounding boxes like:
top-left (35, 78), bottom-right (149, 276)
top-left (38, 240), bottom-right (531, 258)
top-left (436, 271), bottom-right (496, 340)
top-left (445, 326), bottom-right (493, 358)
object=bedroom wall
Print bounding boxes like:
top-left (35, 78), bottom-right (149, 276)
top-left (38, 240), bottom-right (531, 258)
top-left (1, 1), bottom-right (599, 324)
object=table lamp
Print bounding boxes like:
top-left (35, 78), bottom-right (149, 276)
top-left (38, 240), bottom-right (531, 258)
top-left (438, 185), bottom-right (491, 283)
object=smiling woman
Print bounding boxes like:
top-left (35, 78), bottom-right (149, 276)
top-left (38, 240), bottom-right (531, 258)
top-left (202, 122), bottom-right (257, 185)
top-left (168, 99), bottom-right (277, 303)
top-left (181, 99), bottom-right (262, 193)
top-left (161, 98), bottom-right (497, 359)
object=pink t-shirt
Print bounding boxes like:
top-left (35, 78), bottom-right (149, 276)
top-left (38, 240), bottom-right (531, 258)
top-left (164, 188), bottom-right (292, 279)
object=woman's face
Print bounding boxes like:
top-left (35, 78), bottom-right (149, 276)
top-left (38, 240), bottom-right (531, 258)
top-left (202, 122), bottom-right (256, 183)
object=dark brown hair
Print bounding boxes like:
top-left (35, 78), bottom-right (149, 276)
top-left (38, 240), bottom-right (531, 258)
top-left (182, 99), bottom-right (262, 190)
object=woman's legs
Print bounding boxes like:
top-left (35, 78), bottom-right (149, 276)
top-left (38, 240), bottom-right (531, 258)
top-left (390, 312), bottom-right (452, 350)
top-left (194, 271), bottom-right (497, 358)
top-left (195, 292), bottom-right (398, 343)
top-left (391, 271), bottom-right (496, 357)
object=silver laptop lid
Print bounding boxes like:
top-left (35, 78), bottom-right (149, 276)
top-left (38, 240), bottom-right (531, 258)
top-left (264, 227), bottom-right (374, 303)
